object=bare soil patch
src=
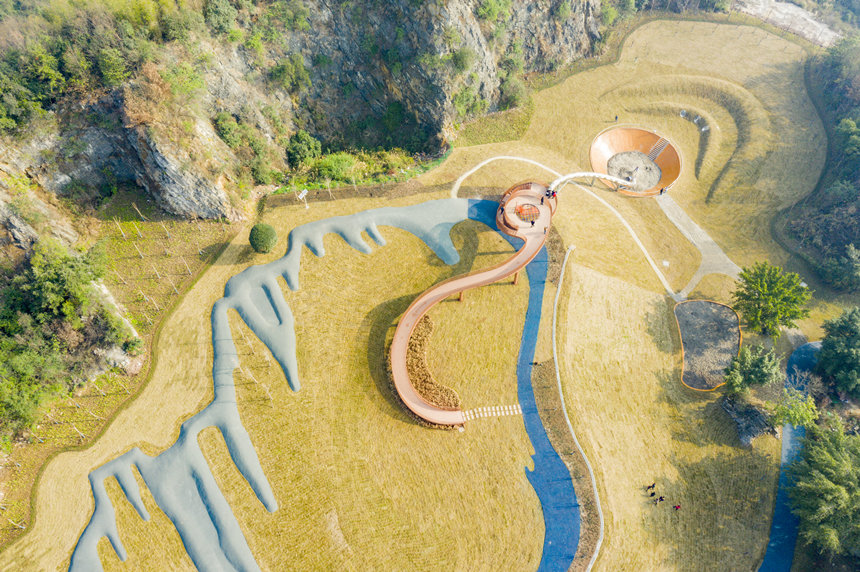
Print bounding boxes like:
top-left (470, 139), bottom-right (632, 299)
top-left (674, 301), bottom-right (740, 390)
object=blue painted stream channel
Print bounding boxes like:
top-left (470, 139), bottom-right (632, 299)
top-left (70, 198), bottom-right (579, 571)
top-left (758, 342), bottom-right (821, 572)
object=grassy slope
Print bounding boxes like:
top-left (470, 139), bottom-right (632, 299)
top-left (2, 17), bottom-right (850, 571)
top-left (1, 190), bottom-right (544, 570)
top-left (559, 263), bottom-right (780, 570)
top-left (422, 17), bottom-right (845, 570)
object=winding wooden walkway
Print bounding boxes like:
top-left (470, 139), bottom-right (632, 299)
top-left (389, 182), bottom-right (556, 426)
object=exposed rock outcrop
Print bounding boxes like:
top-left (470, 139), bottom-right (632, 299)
top-left (0, 1), bottom-right (601, 221)
top-left (721, 396), bottom-right (777, 447)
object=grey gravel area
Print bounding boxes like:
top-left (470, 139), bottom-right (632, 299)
top-left (607, 151), bottom-right (661, 192)
top-left (675, 301), bottom-right (740, 390)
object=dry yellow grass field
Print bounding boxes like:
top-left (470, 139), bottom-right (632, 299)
top-left (1, 191), bottom-right (548, 570)
top-left (1, 17), bottom-right (850, 572)
top-left (422, 19), bottom-right (845, 332)
top-left (558, 262), bottom-right (781, 570)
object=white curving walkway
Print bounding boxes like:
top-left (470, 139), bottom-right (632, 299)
top-left (655, 194), bottom-right (741, 300)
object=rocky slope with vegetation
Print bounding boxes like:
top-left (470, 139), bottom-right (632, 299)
top-left (0, 0), bottom-right (604, 448)
top-left (781, 35), bottom-right (860, 291)
top-left (0, 0), bottom-right (601, 223)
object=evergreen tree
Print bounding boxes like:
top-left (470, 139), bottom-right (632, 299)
top-left (817, 307), bottom-right (860, 397)
top-left (789, 416), bottom-right (860, 559)
top-left (732, 261), bottom-right (811, 337)
top-left (724, 344), bottom-right (782, 395)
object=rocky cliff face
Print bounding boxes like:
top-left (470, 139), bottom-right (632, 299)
top-left (0, 0), bottom-right (599, 224)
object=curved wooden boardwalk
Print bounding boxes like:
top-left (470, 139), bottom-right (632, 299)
top-left (389, 182), bottom-right (556, 426)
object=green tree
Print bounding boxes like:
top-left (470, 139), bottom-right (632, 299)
top-left (203, 0), bottom-right (237, 34)
top-left (789, 416), bottom-right (860, 558)
top-left (285, 129), bottom-right (321, 168)
top-left (724, 344), bottom-right (782, 396)
top-left (97, 47), bottom-right (130, 88)
top-left (817, 307), bottom-right (860, 397)
top-left (21, 43), bottom-right (65, 100)
top-left (12, 239), bottom-right (106, 325)
top-left (732, 261), bottom-right (811, 337)
top-left (249, 223), bottom-right (278, 253)
top-left (768, 387), bottom-right (818, 428)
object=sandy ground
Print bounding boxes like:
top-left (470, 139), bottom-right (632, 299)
top-left (736, 0), bottom-right (841, 46)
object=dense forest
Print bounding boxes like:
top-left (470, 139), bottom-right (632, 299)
top-left (785, 35), bottom-right (860, 291)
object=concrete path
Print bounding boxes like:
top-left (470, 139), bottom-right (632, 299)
top-left (390, 183), bottom-right (556, 425)
top-left (656, 194), bottom-right (741, 301)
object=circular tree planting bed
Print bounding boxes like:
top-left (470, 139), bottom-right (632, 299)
top-left (674, 300), bottom-right (741, 391)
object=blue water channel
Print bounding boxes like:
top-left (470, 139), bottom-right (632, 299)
top-left (758, 342), bottom-right (821, 572)
top-left (70, 198), bottom-right (579, 571)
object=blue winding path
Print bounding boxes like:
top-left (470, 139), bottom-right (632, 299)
top-left (470, 199), bottom-right (580, 571)
top-left (759, 342), bottom-right (821, 572)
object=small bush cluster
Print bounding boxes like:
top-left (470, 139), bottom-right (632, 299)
top-left (213, 112), bottom-right (280, 185)
top-left (269, 53), bottom-right (311, 94)
top-left (249, 223), bottom-right (278, 253)
top-left (0, 238), bottom-right (140, 445)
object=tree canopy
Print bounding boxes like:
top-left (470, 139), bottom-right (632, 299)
top-left (817, 307), bottom-right (860, 398)
top-left (285, 130), bottom-right (322, 168)
top-left (724, 344), bottom-right (782, 395)
top-left (789, 416), bottom-right (860, 559)
top-left (732, 262), bottom-right (811, 337)
top-left (769, 387), bottom-right (818, 428)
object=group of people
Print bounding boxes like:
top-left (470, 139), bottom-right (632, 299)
top-left (644, 482), bottom-right (680, 511)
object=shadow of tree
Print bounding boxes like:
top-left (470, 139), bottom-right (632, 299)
top-left (643, 296), bottom-right (680, 355)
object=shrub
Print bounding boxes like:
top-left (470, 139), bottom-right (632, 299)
top-left (250, 156), bottom-right (275, 185)
top-left (161, 62), bottom-right (204, 98)
top-left (452, 85), bottom-right (488, 118)
top-left (499, 75), bottom-right (527, 109)
top-left (724, 344), bottom-right (782, 396)
top-left (203, 0), bottom-right (237, 34)
top-left (270, 53), bottom-right (310, 93)
top-left (286, 129), bottom-right (322, 167)
top-left (601, 4), bottom-right (618, 26)
top-left (555, 0), bottom-right (572, 20)
top-left (313, 152), bottom-right (356, 181)
top-left (249, 223), bottom-right (278, 253)
top-left (213, 112), bottom-right (242, 149)
top-left (451, 47), bottom-right (476, 74)
top-left (97, 47), bottom-right (129, 88)
top-left (476, 0), bottom-right (512, 20)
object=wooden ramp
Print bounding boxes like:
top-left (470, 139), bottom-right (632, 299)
top-left (389, 182), bottom-right (556, 426)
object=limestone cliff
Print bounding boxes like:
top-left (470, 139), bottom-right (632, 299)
top-left (0, 0), bottom-right (599, 224)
